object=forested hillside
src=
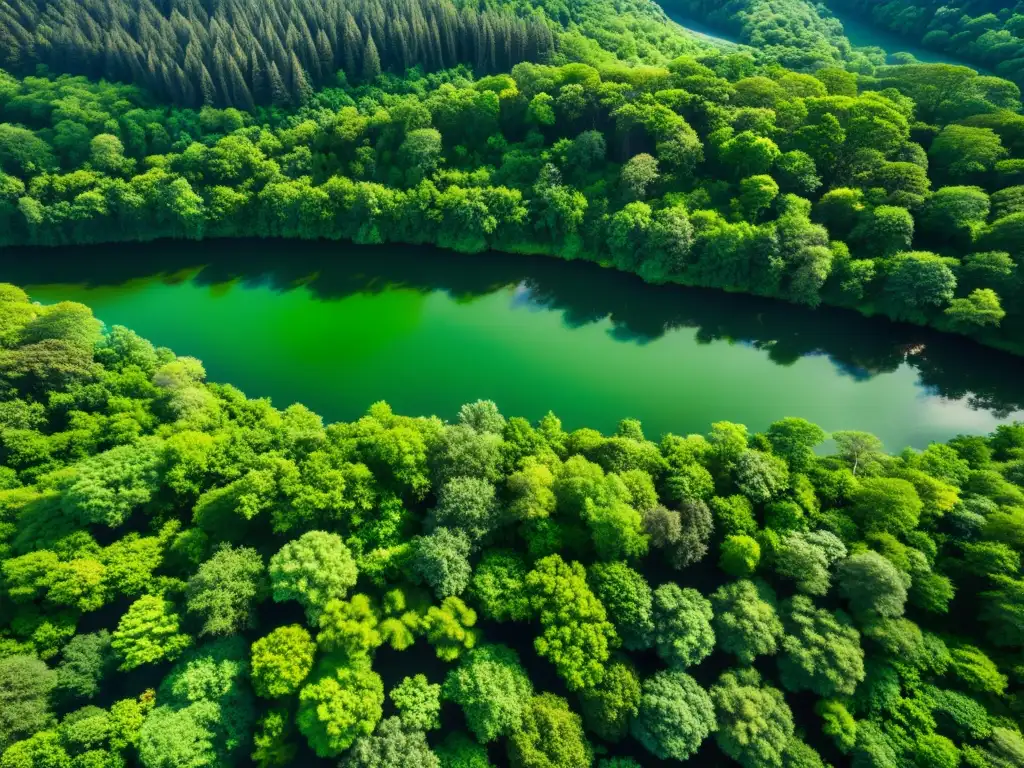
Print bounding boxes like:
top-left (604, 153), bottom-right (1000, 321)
top-left (0, 0), bottom-right (715, 109)
top-left (0, 288), bottom-right (1023, 768)
top-left (4, 50), bottom-right (1024, 350)
top-left (0, 0), bottom-right (559, 108)
top-left (3, 0), bottom-right (1024, 351)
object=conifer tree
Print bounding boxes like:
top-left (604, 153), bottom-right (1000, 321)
top-left (267, 61), bottom-right (290, 107)
top-left (362, 35), bottom-right (381, 83)
top-left (290, 53), bottom-right (313, 106)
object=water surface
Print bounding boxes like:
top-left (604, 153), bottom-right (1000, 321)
top-left (824, 3), bottom-right (992, 71)
top-left (656, 0), bottom-right (988, 71)
top-left (2, 240), bottom-right (1023, 450)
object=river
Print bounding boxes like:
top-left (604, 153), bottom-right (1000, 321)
top-left (657, 0), bottom-right (988, 71)
top-left (823, 2), bottom-right (992, 72)
top-left (2, 240), bottom-right (1023, 451)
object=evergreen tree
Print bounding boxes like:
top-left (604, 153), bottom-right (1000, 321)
top-left (362, 35), bottom-right (381, 83)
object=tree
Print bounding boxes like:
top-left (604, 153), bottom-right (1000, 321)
top-left (832, 431), bottom-right (884, 476)
top-left (651, 583), bottom-right (715, 669)
top-left (579, 659), bottom-right (641, 743)
top-left (269, 531), bottom-right (357, 621)
top-left (0, 729), bottom-right (70, 768)
top-left (852, 206), bottom-right (914, 257)
top-left (89, 134), bottom-right (133, 175)
top-left (423, 596), bottom-right (479, 662)
top-left (458, 401), bottom-right (505, 434)
top-left (778, 596), bottom-right (865, 698)
top-left (645, 204), bottom-right (694, 282)
top-left (720, 535), bottom-right (761, 577)
top-left (0, 655), bottom-right (56, 751)
top-left (390, 674), bottom-right (442, 732)
top-left (929, 125), bottom-right (1007, 182)
top-left (631, 670), bottom-right (716, 761)
top-left (719, 131), bottom-right (781, 178)
top-left (773, 530), bottom-right (846, 595)
top-left (411, 528), bottom-right (472, 599)
top-left (608, 202), bottom-right (653, 272)
top-left (587, 562), bottom-right (654, 651)
top-left (915, 734), bottom-right (960, 768)
top-left (252, 708), bottom-right (297, 768)
top-left (884, 251), bottom-right (958, 313)
top-left (836, 551), bottom-right (910, 619)
top-left (399, 129), bottom-right (443, 185)
top-left (670, 498), bottom-right (714, 568)
top-left (850, 477), bottom-right (923, 536)
top-left (102, 533), bottom-right (163, 598)
top-left (60, 440), bottom-right (164, 527)
top-left (0, 124), bottom-right (55, 175)
top-left (620, 154), bottom-right (659, 200)
top-left (711, 580), bottom-right (784, 665)
top-left (737, 175), bottom-right (779, 221)
top-left (111, 595), bottom-right (192, 671)
top-left (506, 459), bottom-right (556, 522)
top-left (341, 717), bottom-right (440, 768)
top-left (508, 694), bottom-right (592, 768)
top-left (525, 555), bottom-right (617, 690)
top-left (139, 637), bottom-right (254, 768)
top-left (434, 732), bottom-right (491, 768)
top-left (362, 36), bottom-right (381, 82)
top-left (55, 631), bottom-right (115, 703)
top-left (317, 594), bottom-right (382, 660)
top-left (816, 700), bottom-right (856, 753)
top-left (186, 545), bottom-right (266, 636)
top-left (921, 186), bottom-right (990, 242)
top-left (735, 451), bottom-right (789, 503)
top-left (711, 668), bottom-right (794, 768)
top-left (850, 720), bottom-right (898, 768)
top-left (969, 729), bottom-right (1024, 768)
top-left (430, 477), bottom-right (500, 542)
top-left (470, 550), bottom-right (531, 623)
top-left (250, 625), bottom-right (316, 698)
top-left (765, 418), bottom-right (826, 472)
top-left (775, 151), bottom-right (821, 196)
top-left (443, 644), bottom-right (533, 743)
top-left (297, 661), bottom-right (384, 757)
top-left (945, 289), bottom-right (1006, 329)
top-left (980, 576), bottom-right (1024, 648)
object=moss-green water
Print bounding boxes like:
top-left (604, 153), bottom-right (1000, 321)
top-left (4, 239), bottom-right (1023, 450)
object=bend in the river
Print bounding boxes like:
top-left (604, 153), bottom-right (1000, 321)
top-left (657, 0), bottom-right (990, 71)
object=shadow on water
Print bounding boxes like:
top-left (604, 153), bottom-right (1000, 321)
top-left (2, 238), bottom-right (1024, 420)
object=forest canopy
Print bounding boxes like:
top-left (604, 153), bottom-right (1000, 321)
top-left (0, 288), bottom-right (1023, 767)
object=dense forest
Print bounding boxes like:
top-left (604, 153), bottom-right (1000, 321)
top-left (3, 0), bottom-right (1024, 351)
top-left (0, 288), bottom-right (1022, 768)
top-left (3, 1), bottom-right (1024, 767)
top-left (0, 0), bottom-right (559, 108)
top-left (4, 49), bottom-right (1024, 351)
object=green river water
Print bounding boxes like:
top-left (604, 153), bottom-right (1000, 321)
top-left (659, 0), bottom-right (987, 71)
top-left (2, 240), bottom-right (1023, 450)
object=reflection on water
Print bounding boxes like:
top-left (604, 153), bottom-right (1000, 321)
top-left (1, 239), bottom-right (1022, 448)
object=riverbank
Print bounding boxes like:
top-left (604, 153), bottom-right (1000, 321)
top-left (5, 238), bottom-right (1024, 449)
top-left (823, 1), bottom-right (994, 73)
top-left (7, 221), bottom-right (1022, 362)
